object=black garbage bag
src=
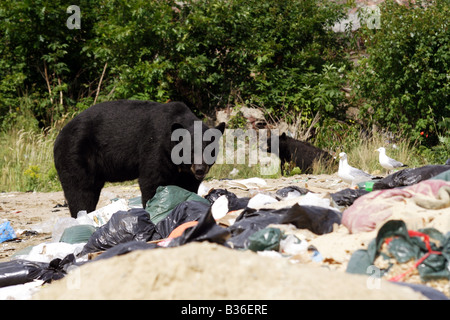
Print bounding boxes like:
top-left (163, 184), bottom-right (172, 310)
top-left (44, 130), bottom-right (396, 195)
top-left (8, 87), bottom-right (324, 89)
top-left (204, 188), bottom-right (250, 211)
top-left (228, 204), bottom-right (341, 249)
top-left (168, 206), bottom-right (230, 247)
top-left (373, 165), bottom-right (450, 190)
top-left (0, 254), bottom-right (77, 288)
top-left (93, 241), bottom-right (159, 261)
top-left (38, 254), bottom-right (78, 284)
top-left (81, 208), bottom-right (158, 255)
top-left (331, 188), bottom-right (369, 207)
top-left (95, 203), bottom-right (229, 261)
top-left (0, 260), bottom-right (47, 288)
top-left (275, 186), bottom-right (310, 199)
top-left (155, 200), bottom-right (213, 239)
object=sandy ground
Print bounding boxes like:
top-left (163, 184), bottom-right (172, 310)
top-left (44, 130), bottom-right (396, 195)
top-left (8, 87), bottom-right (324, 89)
top-left (1, 174), bottom-right (449, 299)
top-left (0, 184), bottom-right (141, 262)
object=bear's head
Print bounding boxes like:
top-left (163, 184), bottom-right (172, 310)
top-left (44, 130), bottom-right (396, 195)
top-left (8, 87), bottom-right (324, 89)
top-left (171, 121), bottom-right (225, 180)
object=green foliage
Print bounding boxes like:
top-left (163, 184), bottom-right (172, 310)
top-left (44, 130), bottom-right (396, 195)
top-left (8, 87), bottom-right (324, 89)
top-left (228, 111), bottom-right (247, 129)
top-left (352, 0), bottom-right (450, 144)
top-left (0, 0), bottom-right (348, 127)
top-left (23, 165), bottom-right (41, 191)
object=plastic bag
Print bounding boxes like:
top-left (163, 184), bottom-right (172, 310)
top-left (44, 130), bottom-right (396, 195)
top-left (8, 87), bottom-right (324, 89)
top-left (0, 260), bottom-right (47, 288)
top-left (247, 193), bottom-right (278, 208)
top-left (155, 200), bottom-right (212, 239)
top-left (80, 209), bottom-right (158, 255)
top-left (0, 221), bottom-right (16, 243)
top-left (346, 220), bottom-right (450, 282)
top-left (247, 227), bottom-right (283, 252)
top-left (331, 188), bottom-right (369, 207)
top-left (92, 241), bottom-right (159, 261)
top-left (0, 254), bottom-right (76, 288)
top-left (167, 206), bottom-right (230, 247)
top-left (275, 186), bottom-right (309, 199)
top-left (228, 203), bottom-right (341, 249)
top-left (12, 242), bottom-right (85, 263)
top-left (204, 188), bottom-right (249, 211)
top-left (373, 165), bottom-right (450, 190)
top-left (59, 225), bottom-right (97, 244)
top-left (145, 185), bottom-right (210, 224)
top-left (430, 169), bottom-right (450, 182)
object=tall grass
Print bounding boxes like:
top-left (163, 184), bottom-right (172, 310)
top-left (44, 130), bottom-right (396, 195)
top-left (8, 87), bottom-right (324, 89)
top-left (208, 127), bottom-right (428, 180)
top-left (0, 121), bottom-right (429, 193)
top-left (0, 127), bottom-right (60, 192)
top-left (312, 128), bottom-right (428, 176)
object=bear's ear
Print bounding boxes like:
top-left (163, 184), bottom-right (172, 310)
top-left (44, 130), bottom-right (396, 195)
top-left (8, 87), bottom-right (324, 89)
top-left (215, 122), bottom-right (226, 134)
top-left (171, 123), bottom-right (184, 133)
top-left (280, 132), bottom-right (287, 140)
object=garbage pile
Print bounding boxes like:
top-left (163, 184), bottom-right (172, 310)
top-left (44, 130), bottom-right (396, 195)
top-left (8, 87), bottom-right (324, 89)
top-left (0, 164), bottom-right (449, 299)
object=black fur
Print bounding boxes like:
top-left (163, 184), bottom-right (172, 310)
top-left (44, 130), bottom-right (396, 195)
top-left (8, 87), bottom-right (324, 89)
top-left (268, 133), bottom-right (333, 174)
top-left (54, 100), bottom-right (225, 217)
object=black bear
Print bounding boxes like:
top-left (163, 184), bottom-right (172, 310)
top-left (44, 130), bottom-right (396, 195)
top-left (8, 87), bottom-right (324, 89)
top-left (267, 132), bottom-right (333, 174)
top-left (54, 100), bottom-right (225, 217)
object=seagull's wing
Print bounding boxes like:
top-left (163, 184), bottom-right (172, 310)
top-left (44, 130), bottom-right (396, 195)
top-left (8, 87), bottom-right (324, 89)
top-left (348, 165), bottom-right (373, 178)
top-left (386, 156), bottom-right (406, 168)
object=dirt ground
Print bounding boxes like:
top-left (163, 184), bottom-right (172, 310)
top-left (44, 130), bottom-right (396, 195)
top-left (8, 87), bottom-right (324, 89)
top-left (1, 174), bottom-right (449, 299)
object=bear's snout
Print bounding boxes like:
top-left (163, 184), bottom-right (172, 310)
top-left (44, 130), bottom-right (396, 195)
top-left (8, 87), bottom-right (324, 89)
top-left (192, 164), bottom-right (208, 180)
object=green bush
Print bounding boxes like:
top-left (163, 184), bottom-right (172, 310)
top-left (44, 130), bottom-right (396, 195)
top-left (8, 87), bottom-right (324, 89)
top-left (0, 0), bottom-right (348, 127)
top-left (352, 0), bottom-right (450, 145)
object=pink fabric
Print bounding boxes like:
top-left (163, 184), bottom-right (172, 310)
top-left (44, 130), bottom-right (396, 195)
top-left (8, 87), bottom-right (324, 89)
top-left (342, 180), bottom-right (450, 233)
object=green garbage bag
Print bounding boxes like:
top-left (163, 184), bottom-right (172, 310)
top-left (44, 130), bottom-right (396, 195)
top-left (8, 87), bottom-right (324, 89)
top-left (59, 224), bottom-right (97, 244)
top-left (430, 169), bottom-right (450, 182)
top-left (247, 227), bottom-right (283, 252)
top-left (346, 220), bottom-right (450, 282)
top-left (145, 185), bottom-right (210, 224)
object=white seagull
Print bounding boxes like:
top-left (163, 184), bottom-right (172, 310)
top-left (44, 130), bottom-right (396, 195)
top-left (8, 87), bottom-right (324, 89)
top-left (338, 152), bottom-right (374, 184)
top-left (376, 147), bottom-right (407, 172)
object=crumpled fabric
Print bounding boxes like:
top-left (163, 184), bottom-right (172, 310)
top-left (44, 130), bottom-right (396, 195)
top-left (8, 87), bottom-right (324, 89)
top-left (342, 179), bottom-right (450, 233)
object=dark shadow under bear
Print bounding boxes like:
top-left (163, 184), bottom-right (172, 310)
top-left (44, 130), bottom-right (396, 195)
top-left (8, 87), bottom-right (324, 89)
top-left (54, 100), bottom-right (225, 217)
top-left (267, 132), bottom-right (334, 174)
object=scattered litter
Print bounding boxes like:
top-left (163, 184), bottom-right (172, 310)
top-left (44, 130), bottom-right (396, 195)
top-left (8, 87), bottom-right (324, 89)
top-left (12, 242), bottom-right (85, 263)
top-left (226, 177), bottom-right (277, 191)
top-left (0, 221), bottom-right (16, 243)
top-left (346, 220), bottom-right (450, 297)
top-left (145, 185), bottom-right (210, 224)
top-left (87, 198), bottom-right (129, 227)
top-left (0, 280), bottom-right (43, 300)
top-left (343, 179), bottom-right (450, 233)
top-left (1, 167), bottom-right (449, 299)
top-left (331, 188), bottom-right (369, 207)
top-left (81, 209), bottom-right (157, 255)
top-left (211, 195), bottom-right (229, 220)
top-left (247, 193), bottom-right (278, 208)
top-left (373, 165), bottom-right (450, 190)
top-left (205, 188), bottom-right (249, 211)
top-left (275, 186), bottom-right (309, 199)
top-left (247, 227), bottom-right (283, 252)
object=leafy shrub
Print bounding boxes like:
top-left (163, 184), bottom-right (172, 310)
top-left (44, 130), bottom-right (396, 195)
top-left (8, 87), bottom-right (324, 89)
top-left (0, 0), bottom-right (348, 127)
top-left (352, 0), bottom-right (450, 145)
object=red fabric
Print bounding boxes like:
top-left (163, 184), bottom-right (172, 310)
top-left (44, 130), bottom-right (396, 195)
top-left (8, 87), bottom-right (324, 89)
top-left (342, 180), bottom-right (450, 233)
